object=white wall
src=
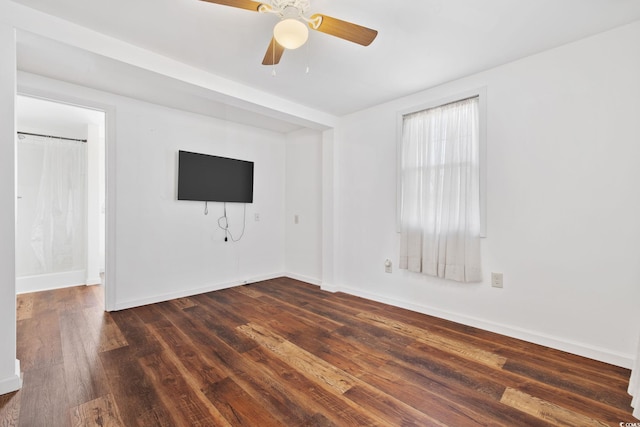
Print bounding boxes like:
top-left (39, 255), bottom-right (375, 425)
top-left (329, 21), bottom-right (640, 367)
top-left (0, 22), bottom-right (21, 395)
top-left (285, 129), bottom-right (323, 284)
top-left (19, 72), bottom-right (287, 310)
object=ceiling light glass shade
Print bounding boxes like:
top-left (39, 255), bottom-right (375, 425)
top-left (273, 18), bottom-right (309, 49)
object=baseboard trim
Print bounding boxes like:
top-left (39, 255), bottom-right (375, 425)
top-left (111, 272), bottom-right (285, 311)
top-left (0, 360), bottom-right (22, 395)
top-left (330, 283), bottom-right (634, 369)
top-left (320, 282), bottom-right (339, 293)
top-left (17, 270), bottom-right (87, 294)
top-left (285, 272), bottom-right (321, 286)
top-left (85, 276), bottom-right (102, 286)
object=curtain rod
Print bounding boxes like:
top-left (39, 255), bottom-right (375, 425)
top-left (17, 131), bottom-right (87, 143)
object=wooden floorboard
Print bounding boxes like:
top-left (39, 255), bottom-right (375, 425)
top-left (6, 278), bottom-right (637, 426)
top-left (70, 393), bottom-right (124, 427)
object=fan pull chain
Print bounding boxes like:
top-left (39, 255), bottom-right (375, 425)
top-left (305, 35), bottom-right (310, 74)
top-left (271, 38), bottom-right (277, 77)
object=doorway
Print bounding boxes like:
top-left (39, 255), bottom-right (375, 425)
top-left (15, 95), bottom-right (106, 306)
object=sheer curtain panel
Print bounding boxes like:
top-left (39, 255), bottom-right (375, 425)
top-left (30, 138), bottom-right (87, 273)
top-left (399, 96), bottom-right (482, 282)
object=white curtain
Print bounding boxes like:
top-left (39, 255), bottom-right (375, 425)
top-left (29, 138), bottom-right (86, 274)
top-left (399, 96), bottom-right (482, 282)
top-left (630, 334), bottom-right (640, 419)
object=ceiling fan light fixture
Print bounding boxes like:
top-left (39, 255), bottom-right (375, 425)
top-left (273, 18), bottom-right (308, 49)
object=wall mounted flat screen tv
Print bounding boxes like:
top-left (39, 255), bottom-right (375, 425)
top-left (177, 150), bottom-right (254, 203)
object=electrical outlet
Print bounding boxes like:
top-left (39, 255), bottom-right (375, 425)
top-left (254, 213), bottom-right (260, 222)
top-left (491, 272), bottom-right (503, 288)
top-left (294, 214), bottom-right (299, 224)
top-left (384, 259), bottom-right (392, 273)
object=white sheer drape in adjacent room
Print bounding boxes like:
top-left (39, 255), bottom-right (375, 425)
top-left (399, 96), bottom-right (482, 282)
top-left (18, 136), bottom-right (87, 275)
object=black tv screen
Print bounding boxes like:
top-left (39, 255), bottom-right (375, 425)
top-left (177, 150), bottom-right (254, 203)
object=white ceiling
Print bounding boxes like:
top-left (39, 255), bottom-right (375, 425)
top-left (16, 32), bottom-right (308, 133)
top-left (11, 0), bottom-right (640, 131)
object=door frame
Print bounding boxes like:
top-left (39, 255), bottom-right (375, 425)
top-left (16, 86), bottom-right (116, 311)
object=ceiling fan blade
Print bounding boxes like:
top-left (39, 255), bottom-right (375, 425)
top-left (262, 38), bottom-right (285, 65)
top-left (309, 14), bottom-right (378, 46)
top-left (199, 0), bottom-right (265, 12)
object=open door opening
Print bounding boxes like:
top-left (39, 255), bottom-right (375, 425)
top-left (15, 95), bottom-right (106, 309)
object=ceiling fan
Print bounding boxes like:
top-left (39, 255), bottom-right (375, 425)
top-left (199, 0), bottom-right (378, 65)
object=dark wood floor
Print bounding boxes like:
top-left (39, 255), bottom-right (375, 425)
top-left (0, 277), bottom-right (635, 426)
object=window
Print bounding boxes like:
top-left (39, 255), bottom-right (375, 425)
top-left (397, 91), bottom-right (485, 282)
